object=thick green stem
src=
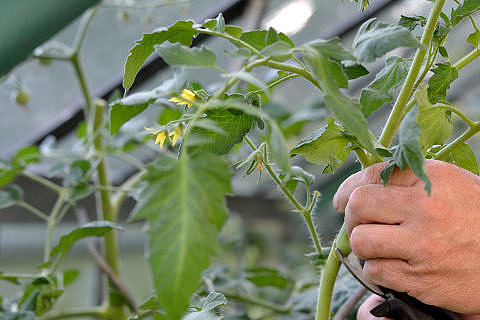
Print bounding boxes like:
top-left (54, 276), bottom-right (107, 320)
top-left (92, 100), bottom-right (126, 317)
top-left (315, 226), bottom-right (351, 320)
top-left (379, 0), bottom-right (447, 147)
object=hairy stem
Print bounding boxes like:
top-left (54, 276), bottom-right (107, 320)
top-left (243, 136), bottom-right (323, 253)
top-left (92, 100), bottom-right (126, 316)
top-left (316, 226), bottom-right (352, 320)
top-left (379, 0), bottom-right (447, 147)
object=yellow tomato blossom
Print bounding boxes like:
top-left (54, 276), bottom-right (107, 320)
top-left (145, 127), bottom-right (167, 149)
top-left (169, 89), bottom-right (195, 107)
top-left (169, 126), bottom-right (183, 146)
top-left (154, 131), bottom-right (167, 149)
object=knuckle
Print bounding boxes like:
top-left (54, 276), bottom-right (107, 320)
top-left (347, 186), bottom-right (368, 213)
top-left (350, 227), bottom-right (368, 258)
top-left (363, 260), bottom-right (384, 283)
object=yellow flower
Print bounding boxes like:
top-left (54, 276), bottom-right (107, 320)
top-left (145, 127), bottom-right (167, 149)
top-left (169, 126), bottom-right (183, 146)
top-left (169, 89), bottom-right (195, 107)
top-left (155, 131), bottom-right (167, 149)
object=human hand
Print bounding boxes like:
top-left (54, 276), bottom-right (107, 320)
top-left (333, 160), bottom-right (480, 314)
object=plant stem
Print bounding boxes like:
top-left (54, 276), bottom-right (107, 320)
top-left (39, 307), bottom-right (108, 320)
top-left (454, 47), bottom-right (480, 70)
top-left (92, 100), bottom-right (126, 316)
top-left (434, 104), bottom-right (475, 127)
top-left (379, 0), bottom-right (447, 147)
top-left (214, 57), bottom-right (271, 98)
top-left (434, 122), bottom-right (480, 160)
top-left (17, 201), bottom-right (49, 222)
top-left (112, 170), bottom-right (146, 213)
top-left (244, 136), bottom-right (323, 253)
top-left (71, 54), bottom-right (93, 119)
top-left (225, 293), bottom-right (291, 314)
top-left (315, 226), bottom-right (351, 320)
top-left (21, 172), bottom-right (63, 194)
top-left (43, 192), bottom-right (67, 263)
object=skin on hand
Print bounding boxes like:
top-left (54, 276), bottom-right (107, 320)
top-left (333, 160), bottom-right (480, 314)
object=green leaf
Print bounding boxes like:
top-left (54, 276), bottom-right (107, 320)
top-left (202, 292), bottom-right (227, 312)
top-left (268, 121), bottom-right (290, 172)
top-left (155, 43), bottom-right (217, 68)
top-left (448, 143), bottom-right (479, 175)
top-left (467, 30), bottom-right (480, 48)
top-left (225, 72), bottom-right (269, 96)
top-left (342, 63), bottom-right (369, 80)
top-left (110, 101), bottom-right (149, 135)
top-left (360, 56), bottom-right (409, 117)
top-left (303, 38), bottom-right (356, 62)
top-left (158, 107), bottom-right (182, 125)
top-left (182, 292), bottom-right (226, 320)
top-left (415, 86), bottom-right (452, 150)
top-left (111, 69), bottom-right (187, 134)
top-left (291, 118), bottom-right (352, 172)
top-left (123, 20), bottom-right (197, 90)
top-left (190, 109), bottom-right (254, 155)
top-left (62, 270), bottom-right (80, 287)
top-left (427, 62), bottom-right (458, 104)
top-left (245, 267), bottom-right (290, 289)
top-left (0, 272), bottom-right (21, 285)
top-left (353, 18), bottom-right (423, 63)
top-left (63, 160), bottom-right (91, 187)
top-left (0, 161), bottom-right (17, 188)
top-left (69, 182), bottom-right (95, 201)
top-left (131, 153), bottom-right (232, 319)
top-left (388, 106), bottom-right (431, 193)
top-left (261, 40), bottom-right (294, 61)
top-left (50, 221), bottom-right (124, 259)
top-left (239, 30), bottom-right (293, 51)
top-left (301, 46), bottom-right (376, 154)
top-left (12, 146), bottom-right (41, 166)
top-left (451, 0), bottom-right (480, 26)
top-left (398, 15), bottom-right (426, 31)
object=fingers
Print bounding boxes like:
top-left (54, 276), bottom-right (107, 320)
top-left (344, 184), bottom-right (417, 235)
top-left (334, 163), bottom-right (387, 213)
top-left (350, 224), bottom-right (413, 260)
top-left (357, 295), bottom-right (392, 320)
top-left (363, 258), bottom-right (414, 293)
top-left (334, 162), bottom-right (421, 213)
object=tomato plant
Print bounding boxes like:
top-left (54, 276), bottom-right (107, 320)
top-left (1, 0), bottom-right (480, 319)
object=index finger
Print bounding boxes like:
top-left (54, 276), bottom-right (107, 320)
top-left (333, 162), bottom-right (420, 213)
top-left (333, 163), bottom-right (386, 213)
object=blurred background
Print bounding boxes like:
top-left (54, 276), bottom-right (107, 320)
top-left (0, 0), bottom-right (479, 316)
